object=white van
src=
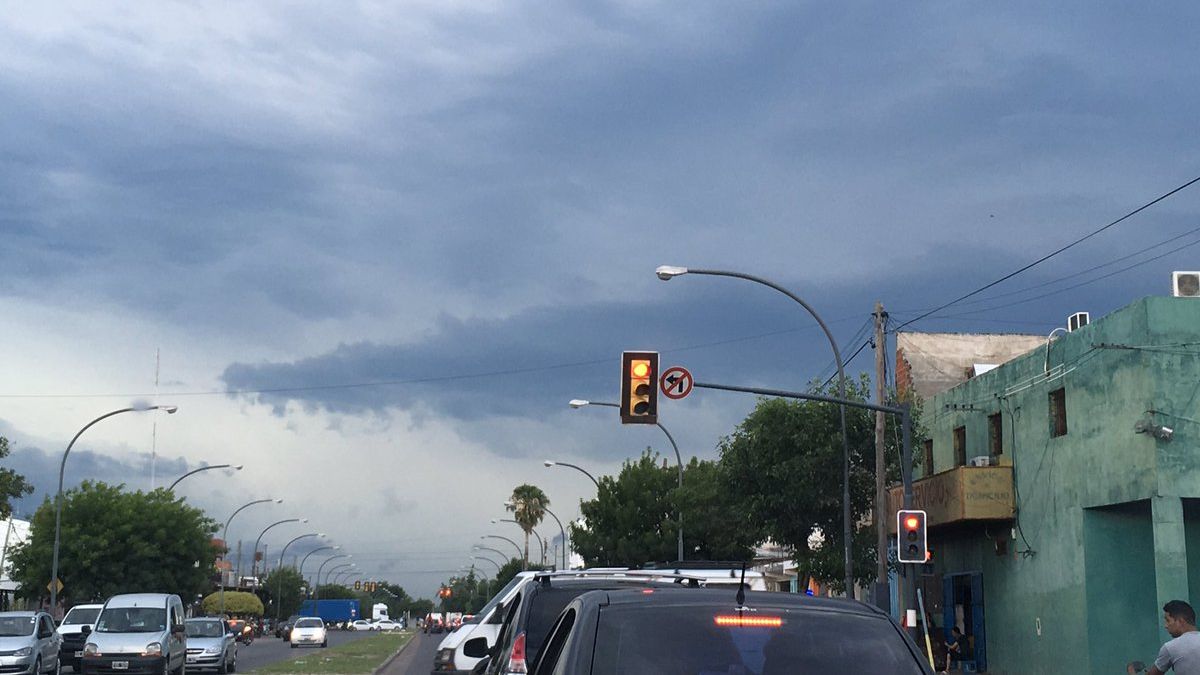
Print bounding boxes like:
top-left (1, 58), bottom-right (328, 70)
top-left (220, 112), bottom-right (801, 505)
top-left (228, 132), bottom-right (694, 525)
top-left (81, 594), bottom-right (186, 675)
top-left (431, 572), bottom-right (538, 674)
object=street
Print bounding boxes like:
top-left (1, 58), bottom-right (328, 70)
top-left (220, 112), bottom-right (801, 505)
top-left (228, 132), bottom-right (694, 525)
top-left (237, 630), bottom-right (374, 672)
top-left (377, 631), bottom-right (440, 675)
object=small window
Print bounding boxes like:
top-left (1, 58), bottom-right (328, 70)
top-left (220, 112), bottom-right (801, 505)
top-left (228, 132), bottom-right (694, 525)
top-left (953, 426), bottom-right (966, 467)
top-left (988, 413), bottom-right (1003, 456)
top-left (923, 439), bottom-right (934, 476)
top-left (1049, 388), bottom-right (1067, 437)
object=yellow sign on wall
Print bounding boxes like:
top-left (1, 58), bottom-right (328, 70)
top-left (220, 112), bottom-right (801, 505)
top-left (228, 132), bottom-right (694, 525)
top-left (888, 466), bottom-right (1014, 530)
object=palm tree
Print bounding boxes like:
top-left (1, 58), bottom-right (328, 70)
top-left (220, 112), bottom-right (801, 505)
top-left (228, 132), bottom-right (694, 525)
top-left (507, 484), bottom-right (549, 569)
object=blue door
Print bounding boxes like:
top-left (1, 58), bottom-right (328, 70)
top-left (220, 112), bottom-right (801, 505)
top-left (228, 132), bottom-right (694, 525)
top-left (943, 573), bottom-right (987, 672)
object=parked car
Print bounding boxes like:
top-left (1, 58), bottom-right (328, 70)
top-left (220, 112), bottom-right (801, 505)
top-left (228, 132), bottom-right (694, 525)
top-left (81, 593), bottom-right (187, 675)
top-left (348, 620), bottom-right (374, 631)
top-left (479, 571), bottom-right (704, 675)
top-left (525, 587), bottom-right (935, 674)
top-left (183, 618), bottom-right (237, 673)
top-left (0, 611), bottom-right (62, 675)
top-left (288, 617), bottom-right (327, 649)
top-left (56, 604), bottom-right (103, 673)
top-left (274, 615), bottom-right (299, 640)
top-left (371, 619), bottom-right (400, 632)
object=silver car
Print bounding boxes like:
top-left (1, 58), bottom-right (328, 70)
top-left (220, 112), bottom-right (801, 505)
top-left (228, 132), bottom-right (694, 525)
top-left (183, 619), bottom-right (235, 673)
top-left (0, 611), bottom-right (62, 675)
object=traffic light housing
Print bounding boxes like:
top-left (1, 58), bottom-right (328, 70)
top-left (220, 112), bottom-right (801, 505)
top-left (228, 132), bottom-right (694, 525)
top-left (354, 580), bottom-right (361, 591)
top-left (897, 509), bottom-right (928, 563)
top-left (620, 351), bottom-right (659, 424)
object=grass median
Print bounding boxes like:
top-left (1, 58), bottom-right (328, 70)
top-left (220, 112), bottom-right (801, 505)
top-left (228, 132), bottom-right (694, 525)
top-left (249, 631), bottom-right (412, 674)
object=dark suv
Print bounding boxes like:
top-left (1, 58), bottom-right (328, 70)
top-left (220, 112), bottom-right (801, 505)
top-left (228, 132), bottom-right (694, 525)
top-left (472, 572), bottom-right (702, 675)
top-left (528, 587), bottom-right (935, 674)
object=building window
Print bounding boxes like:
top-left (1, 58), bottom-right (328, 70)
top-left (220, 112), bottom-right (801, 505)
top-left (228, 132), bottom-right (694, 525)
top-left (954, 426), bottom-right (966, 466)
top-left (1049, 388), bottom-right (1067, 437)
top-left (923, 439), bottom-right (934, 476)
top-left (988, 413), bottom-right (1003, 456)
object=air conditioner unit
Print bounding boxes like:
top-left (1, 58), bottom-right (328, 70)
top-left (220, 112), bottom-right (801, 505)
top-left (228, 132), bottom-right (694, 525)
top-left (1067, 312), bottom-right (1089, 332)
top-left (968, 456), bottom-right (992, 467)
top-left (1173, 271), bottom-right (1200, 297)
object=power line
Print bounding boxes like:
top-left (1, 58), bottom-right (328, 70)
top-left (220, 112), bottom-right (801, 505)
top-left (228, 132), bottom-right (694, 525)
top-left (893, 173), bottom-right (1200, 332)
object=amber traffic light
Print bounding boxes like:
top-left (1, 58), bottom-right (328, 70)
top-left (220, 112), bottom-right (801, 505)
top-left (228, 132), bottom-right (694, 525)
top-left (896, 509), bottom-right (928, 563)
top-left (620, 351), bottom-right (659, 424)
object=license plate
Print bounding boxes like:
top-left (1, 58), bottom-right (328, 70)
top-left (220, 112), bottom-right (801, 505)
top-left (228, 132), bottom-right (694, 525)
top-left (187, 657), bottom-right (197, 663)
top-left (74, 651), bottom-right (83, 658)
top-left (113, 662), bottom-right (129, 670)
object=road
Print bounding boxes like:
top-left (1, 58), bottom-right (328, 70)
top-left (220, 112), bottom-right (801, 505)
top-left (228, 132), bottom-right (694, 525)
top-left (378, 630), bottom-right (441, 675)
top-left (237, 629), bottom-right (374, 672)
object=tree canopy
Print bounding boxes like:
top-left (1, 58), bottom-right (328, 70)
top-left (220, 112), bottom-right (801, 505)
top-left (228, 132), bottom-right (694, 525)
top-left (201, 591), bottom-right (263, 616)
top-left (262, 566), bottom-right (306, 619)
top-left (0, 437), bottom-right (33, 520)
top-left (9, 481), bottom-right (218, 604)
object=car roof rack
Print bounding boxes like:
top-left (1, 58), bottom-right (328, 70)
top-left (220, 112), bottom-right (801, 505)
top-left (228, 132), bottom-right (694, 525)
top-left (531, 569), bottom-right (706, 587)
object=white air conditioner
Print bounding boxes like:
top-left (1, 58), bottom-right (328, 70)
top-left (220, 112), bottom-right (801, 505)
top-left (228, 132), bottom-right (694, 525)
top-left (1067, 312), bottom-right (1089, 332)
top-left (968, 456), bottom-right (992, 467)
top-left (1173, 271), bottom-right (1200, 297)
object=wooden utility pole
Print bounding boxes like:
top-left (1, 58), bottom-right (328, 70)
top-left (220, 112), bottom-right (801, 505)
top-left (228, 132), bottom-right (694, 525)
top-left (874, 302), bottom-right (889, 601)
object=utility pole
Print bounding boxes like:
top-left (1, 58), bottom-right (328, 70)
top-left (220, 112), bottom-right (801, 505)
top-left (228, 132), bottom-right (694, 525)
top-left (873, 302), bottom-right (890, 611)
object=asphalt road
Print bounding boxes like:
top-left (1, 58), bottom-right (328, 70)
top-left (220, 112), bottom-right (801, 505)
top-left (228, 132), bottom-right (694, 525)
top-left (237, 629), bottom-right (374, 672)
top-left (378, 630), bottom-right (441, 675)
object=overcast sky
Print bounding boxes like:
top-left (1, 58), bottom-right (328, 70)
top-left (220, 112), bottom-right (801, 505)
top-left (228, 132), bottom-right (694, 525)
top-left (3, 2), bottom-right (1200, 598)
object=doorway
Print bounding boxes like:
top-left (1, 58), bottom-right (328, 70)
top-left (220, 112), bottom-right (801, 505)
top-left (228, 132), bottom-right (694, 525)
top-left (943, 572), bottom-right (986, 671)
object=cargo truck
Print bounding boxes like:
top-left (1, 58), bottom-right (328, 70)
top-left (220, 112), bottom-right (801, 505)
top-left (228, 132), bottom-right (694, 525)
top-left (299, 599), bottom-right (360, 626)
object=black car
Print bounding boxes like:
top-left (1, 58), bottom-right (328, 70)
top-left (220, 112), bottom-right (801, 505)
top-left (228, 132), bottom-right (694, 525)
top-left (527, 587), bottom-right (935, 674)
top-left (470, 572), bottom-right (702, 675)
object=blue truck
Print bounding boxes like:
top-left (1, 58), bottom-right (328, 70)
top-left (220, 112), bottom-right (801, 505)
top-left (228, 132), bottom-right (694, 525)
top-left (299, 599), bottom-right (360, 625)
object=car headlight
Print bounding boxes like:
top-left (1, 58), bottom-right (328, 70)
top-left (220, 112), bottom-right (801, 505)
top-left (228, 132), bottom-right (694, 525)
top-left (436, 648), bottom-right (454, 663)
top-left (205, 645), bottom-right (222, 654)
top-left (12, 647), bottom-right (31, 658)
top-left (142, 642), bottom-right (162, 657)
top-left (83, 643), bottom-right (100, 657)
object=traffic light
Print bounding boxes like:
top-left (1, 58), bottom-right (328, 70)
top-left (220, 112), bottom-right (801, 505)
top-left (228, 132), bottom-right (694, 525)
top-left (897, 509), bottom-right (928, 563)
top-left (354, 580), bottom-right (361, 591)
top-left (438, 587), bottom-right (452, 599)
top-left (620, 351), bottom-right (659, 424)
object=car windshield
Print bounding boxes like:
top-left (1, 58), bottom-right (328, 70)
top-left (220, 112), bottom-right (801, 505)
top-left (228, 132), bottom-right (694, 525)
top-left (96, 607), bottom-right (167, 634)
top-left (295, 619), bottom-right (323, 628)
top-left (0, 617), bottom-right (36, 637)
top-left (62, 608), bottom-right (102, 626)
top-left (590, 605), bottom-right (926, 674)
top-left (186, 621), bottom-right (225, 638)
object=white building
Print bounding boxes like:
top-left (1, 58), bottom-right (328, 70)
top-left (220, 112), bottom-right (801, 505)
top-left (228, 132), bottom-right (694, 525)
top-left (0, 517), bottom-right (32, 607)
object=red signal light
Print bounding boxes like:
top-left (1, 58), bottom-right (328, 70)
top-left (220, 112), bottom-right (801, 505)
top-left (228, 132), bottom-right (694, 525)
top-left (905, 516), bottom-right (920, 530)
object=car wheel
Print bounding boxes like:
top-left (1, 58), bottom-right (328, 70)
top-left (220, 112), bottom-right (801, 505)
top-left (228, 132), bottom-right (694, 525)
top-left (32, 658), bottom-right (40, 675)
top-left (290, 643), bottom-right (296, 649)
top-left (53, 657), bottom-right (62, 675)
top-left (229, 651), bottom-right (236, 674)
top-left (321, 640), bottom-right (327, 648)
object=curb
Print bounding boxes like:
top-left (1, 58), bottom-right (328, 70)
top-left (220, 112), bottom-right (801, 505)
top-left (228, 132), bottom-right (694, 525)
top-left (372, 631), bottom-right (417, 675)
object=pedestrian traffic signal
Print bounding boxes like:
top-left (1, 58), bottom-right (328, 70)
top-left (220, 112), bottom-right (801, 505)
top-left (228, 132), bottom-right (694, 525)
top-left (897, 509), bottom-right (928, 563)
top-left (620, 351), bottom-right (659, 424)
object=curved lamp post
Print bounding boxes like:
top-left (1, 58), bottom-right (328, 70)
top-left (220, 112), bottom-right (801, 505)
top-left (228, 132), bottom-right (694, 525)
top-left (543, 460), bottom-right (600, 489)
top-left (275, 533), bottom-right (323, 622)
top-left (252, 518), bottom-right (307, 577)
top-left (570, 399), bottom-right (685, 563)
top-left (473, 545), bottom-right (511, 565)
top-left (51, 404), bottom-right (179, 611)
top-left (495, 514), bottom-right (544, 566)
top-left (542, 505), bottom-right (568, 570)
top-left (314, 554), bottom-right (351, 615)
top-left (167, 463), bottom-right (243, 492)
top-left (322, 562), bottom-right (354, 595)
top-left (220, 498), bottom-right (282, 616)
top-left (481, 532), bottom-right (523, 558)
top-left (299, 545), bottom-right (339, 581)
top-left (656, 264), bottom-right (854, 594)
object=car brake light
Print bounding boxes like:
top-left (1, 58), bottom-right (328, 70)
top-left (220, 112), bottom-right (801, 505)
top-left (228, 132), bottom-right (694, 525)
top-left (507, 631), bottom-right (528, 674)
top-left (714, 615), bottom-right (783, 628)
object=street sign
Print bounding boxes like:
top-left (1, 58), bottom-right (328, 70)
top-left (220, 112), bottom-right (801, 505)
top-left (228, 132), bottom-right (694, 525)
top-left (660, 366), bottom-right (693, 400)
top-left (47, 578), bottom-right (63, 594)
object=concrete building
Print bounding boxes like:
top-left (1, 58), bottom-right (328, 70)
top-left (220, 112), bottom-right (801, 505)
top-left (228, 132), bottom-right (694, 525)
top-left (892, 296), bottom-right (1200, 673)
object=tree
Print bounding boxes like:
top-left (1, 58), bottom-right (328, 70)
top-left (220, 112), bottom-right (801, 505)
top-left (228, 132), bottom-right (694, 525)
top-left (201, 591), bottom-right (263, 616)
top-left (570, 450), bottom-right (761, 568)
top-left (507, 484), bottom-right (549, 567)
top-left (263, 566), bottom-right (306, 619)
top-left (0, 437), bottom-right (33, 520)
top-left (9, 481), bottom-right (218, 605)
top-left (716, 376), bottom-right (919, 592)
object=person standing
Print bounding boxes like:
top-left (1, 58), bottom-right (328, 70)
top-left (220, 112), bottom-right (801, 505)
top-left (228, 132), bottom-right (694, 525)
top-left (1129, 600), bottom-right (1200, 674)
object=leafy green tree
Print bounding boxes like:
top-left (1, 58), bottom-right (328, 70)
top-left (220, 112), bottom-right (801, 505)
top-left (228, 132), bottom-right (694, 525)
top-left (9, 482), bottom-right (217, 604)
top-left (262, 566), bottom-right (306, 619)
top-left (717, 376), bottom-right (919, 591)
top-left (507, 484), bottom-right (549, 567)
top-left (570, 450), bottom-right (761, 567)
top-left (0, 437), bottom-right (33, 520)
top-left (201, 591), bottom-right (263, 616)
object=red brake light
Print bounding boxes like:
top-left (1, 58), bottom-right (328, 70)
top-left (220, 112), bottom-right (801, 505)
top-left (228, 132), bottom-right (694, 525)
top-left (714, 615), bottom-right (783, 628)
top-left (641, 589), bottom-right (655, 594)
top-left (507, 631), bottom-right (528, 674)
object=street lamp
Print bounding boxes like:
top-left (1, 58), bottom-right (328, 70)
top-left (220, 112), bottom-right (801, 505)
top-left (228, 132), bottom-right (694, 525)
top-left (299, 545), bottom-right (340, 581)
top-left (314, 554), bottom-right (351, 615)
top-left (472, 545), bottom-right (510, 565)
top-left (323, 562), bottom-right (354, 593)
top-left (331, 567), bottom-right (357, 587)
top-left (252, 518), bottom-right (307, 578)
top-left (51, 404), bottom-right (179, 611)
top-left (480, 532), bottom-right (522, 558)
top-left (542, 505), bottom-right (568, 570)
top-left (494, 515), bottom-right (543, 566)
top-left (570, 399), bottom-right (685, 563)
top-left (543, 459), bottom-right (601, 489)
top-left (274, 533), bottom-right (324, 623)
top-left (167, 464), bottom-right (243, 492)
top-left (656, 264), bottom-right (855, 594)
top-left (220, 498), bottom-right (283, 616)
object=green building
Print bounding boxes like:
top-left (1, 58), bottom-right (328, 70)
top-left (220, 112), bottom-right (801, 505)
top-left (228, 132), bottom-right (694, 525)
top-left (895, 296), bottom-right (1200, 674)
